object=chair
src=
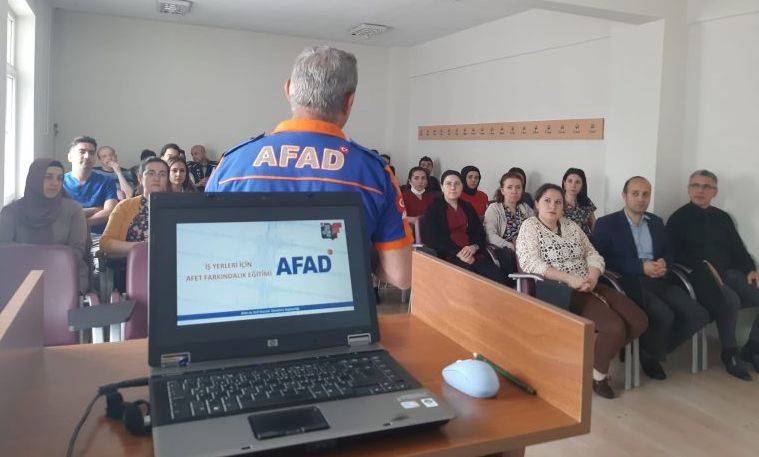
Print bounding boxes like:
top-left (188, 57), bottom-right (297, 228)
top-left (110, 242), bottom-right (148, 339)
top-left (670, 260), bottom-right (732, 373)
top-left (0, 244), bottom-right (98, 346)
top-left (377, 217), bottom-right (426, 304)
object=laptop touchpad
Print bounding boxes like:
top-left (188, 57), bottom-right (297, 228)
top-left (249, 406), bottom-right (330, 440)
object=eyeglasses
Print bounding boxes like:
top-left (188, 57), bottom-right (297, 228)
top-left (688, 183), bottom-right (716, 191)
top-left (443, 181), bottom-right (462, 188)
top-left (144, 170), bottom-right (168, 178)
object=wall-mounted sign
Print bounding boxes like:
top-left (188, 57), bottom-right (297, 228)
top-left (418, 118), bottom-right (604, 141)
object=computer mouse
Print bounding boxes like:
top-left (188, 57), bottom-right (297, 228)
top-left (442, 359), bottom-right (500, 398)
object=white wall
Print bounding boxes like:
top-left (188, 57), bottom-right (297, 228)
top-left (401, 9), bottom-right (612, 209)
top-left (684, 6), bottom-right (759, 256)
top-left (51, 10), bottom-right (394, 167)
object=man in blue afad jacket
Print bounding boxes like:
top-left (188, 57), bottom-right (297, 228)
top-left (206, 46), bottom-right (412, 290)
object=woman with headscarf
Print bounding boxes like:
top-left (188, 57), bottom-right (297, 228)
top-left (0, 158), bottom-right (90, 292)
top-left (459, 165), bottom-right (489, 218)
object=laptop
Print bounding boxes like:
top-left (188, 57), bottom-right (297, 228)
top-left (148, 192), bottom-right (454, 456)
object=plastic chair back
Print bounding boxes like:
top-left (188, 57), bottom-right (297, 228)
top-left (0, 244), bottom-right (79, 346)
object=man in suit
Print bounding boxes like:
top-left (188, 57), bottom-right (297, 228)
top-left (593, 176), bottom-right (709, 380)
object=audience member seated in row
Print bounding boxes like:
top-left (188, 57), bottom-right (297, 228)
top-left (508, 166), bottom-right (535, 209)
top-left (562, 167), bottom-right (596, 236)
top-left (422, 170), bottom-right (506, 285)
top-left (484, 172), bottom-right (534, 280)
top-left (667, 170), bottom-right (759, 379)
top-left (63, 136), bottom-right (118, 236)
top-left (187, 144), bottom-right (218, 190)
top-left (93, 146), bottom-right (135, 200)
top-left (0, 159), bottom-right (90, 293)
top-left (401, 167), bottom-right (434, 217)
top-left (459, 165), bottom-right (489, 218)
top-left (418, 156), bottom-right (441, 193)
top-left (593, 177), bottom-right (709, 380)
top-left (100, 157), bottom-right (169, 256)
top-left (516, 183), bottom-right (648, 399)
top-left (160, 143), bottom-right (182, 162)
top-left (129, 149), bottom-right (156, 185)
top-left (167, 157), bottom-right (197, 193)
top-left (378, 152), bottom-right (396, 176)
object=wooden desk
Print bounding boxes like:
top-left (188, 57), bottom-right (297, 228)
top-left (0, 314), bottom-right (585, 457)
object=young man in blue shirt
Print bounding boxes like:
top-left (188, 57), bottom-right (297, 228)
top-left (206, 46), bottom-right (412, 289)
top-left (63, 136), bottom-right (118, 235)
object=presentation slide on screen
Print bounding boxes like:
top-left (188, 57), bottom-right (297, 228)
top-left (176, 219), bottom-right (354, 326)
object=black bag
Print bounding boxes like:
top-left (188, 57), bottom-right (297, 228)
top-left (534, 279), bottom-right (572, 311)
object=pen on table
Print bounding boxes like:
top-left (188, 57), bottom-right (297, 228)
top-left (473, 353), bottom-right (536, 396)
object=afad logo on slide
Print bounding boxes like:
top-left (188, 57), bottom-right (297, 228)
top-left (276, 255), bottom-right (332, 276)
top-left (321, 222), bottom-right (342, 240)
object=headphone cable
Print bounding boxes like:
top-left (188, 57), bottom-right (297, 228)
top-left (66, 377), bottom-right (149, 457)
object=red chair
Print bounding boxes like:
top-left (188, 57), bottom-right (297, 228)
top-left (0, 244), bottom-right (98, 346)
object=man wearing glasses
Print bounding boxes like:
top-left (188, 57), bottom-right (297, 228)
top-left (667, 170), bottom-right (759, 380)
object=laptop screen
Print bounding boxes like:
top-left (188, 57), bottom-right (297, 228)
top-left (176, 219), bottom-right (354, 326)
top-left (148, 192), bottom-right (379, 367)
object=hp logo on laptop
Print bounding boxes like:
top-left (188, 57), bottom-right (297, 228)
top-left (267, 339), bottom-right (279, 348)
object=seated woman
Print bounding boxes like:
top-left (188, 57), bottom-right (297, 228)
top-left (508, 167), bottom-right (534, 209)
top-left (100, 157), bottom-right (169, 256)
top-left (562, 167), bottom-right (596, 236)
top-left (0, 159), bottom-right (90, 293)
top-left (401, 167), bottom-right (434, 218)
top-left (484, 172), bottom-right (534, 279)
top-left (516, 183), bottom-right (648, 399)
top-left (458, 166), bottom-right (489, 218)
top-left (167, 157), bottom-right (196, 193)
top-left (422, 170), bottom-right (505, 285)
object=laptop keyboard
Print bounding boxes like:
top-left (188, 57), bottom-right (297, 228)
top-left (158, 350), bottom-right (417, 425)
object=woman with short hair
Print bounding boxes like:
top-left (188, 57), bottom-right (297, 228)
top-left (422, 170), bottom-right (505, 285)
top-left (516, 183), bottom-right (648, 399)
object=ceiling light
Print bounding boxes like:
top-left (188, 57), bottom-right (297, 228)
top-left (157, 0), bottom-right (193, 16)
top-left (349, 23), bottom-right (391, 38)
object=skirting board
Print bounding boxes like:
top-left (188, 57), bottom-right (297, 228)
top-left (418, 118), bottom-right (604, 140)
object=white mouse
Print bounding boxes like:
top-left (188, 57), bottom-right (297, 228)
top-left (442, 359), bottom-right (500, 398)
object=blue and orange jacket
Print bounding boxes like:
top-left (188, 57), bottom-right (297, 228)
top-left (205, 119), bottom-right (413, 251)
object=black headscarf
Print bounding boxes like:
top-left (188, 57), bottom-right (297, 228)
top-left (460, 165), bottom-right (481, 196)
top-left (6, 158), bottom-right (68, 243)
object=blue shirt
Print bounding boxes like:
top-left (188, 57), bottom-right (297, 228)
top-left (625, 211), bottom-right (654, 260)
top-left (64, 171), bottom-right (118, 234)
top-left (205, 119), bottom-right (412, 250)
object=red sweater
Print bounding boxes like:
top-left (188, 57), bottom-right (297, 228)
top-left (459, 190), bottom-right (488, 217)
top-left (402, 190), bottom-right (434, 217)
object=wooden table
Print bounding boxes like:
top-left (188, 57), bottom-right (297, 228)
top-left (0, 314), bottom-right (585, 457)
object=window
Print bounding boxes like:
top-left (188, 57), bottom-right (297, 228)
top-left (3, 11), bottom-right (16, 205)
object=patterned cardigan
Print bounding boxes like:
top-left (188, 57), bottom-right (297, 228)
top-left (515, 216), bottom-right (605, 277)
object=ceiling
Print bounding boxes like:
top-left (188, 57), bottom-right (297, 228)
top-left (51, 0), bottom-right (539, 47)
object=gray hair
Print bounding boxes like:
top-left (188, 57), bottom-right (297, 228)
top-left (689, 169), bottom-right (718, 184)
top-left (288, 46), bottom-right (358, 122)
